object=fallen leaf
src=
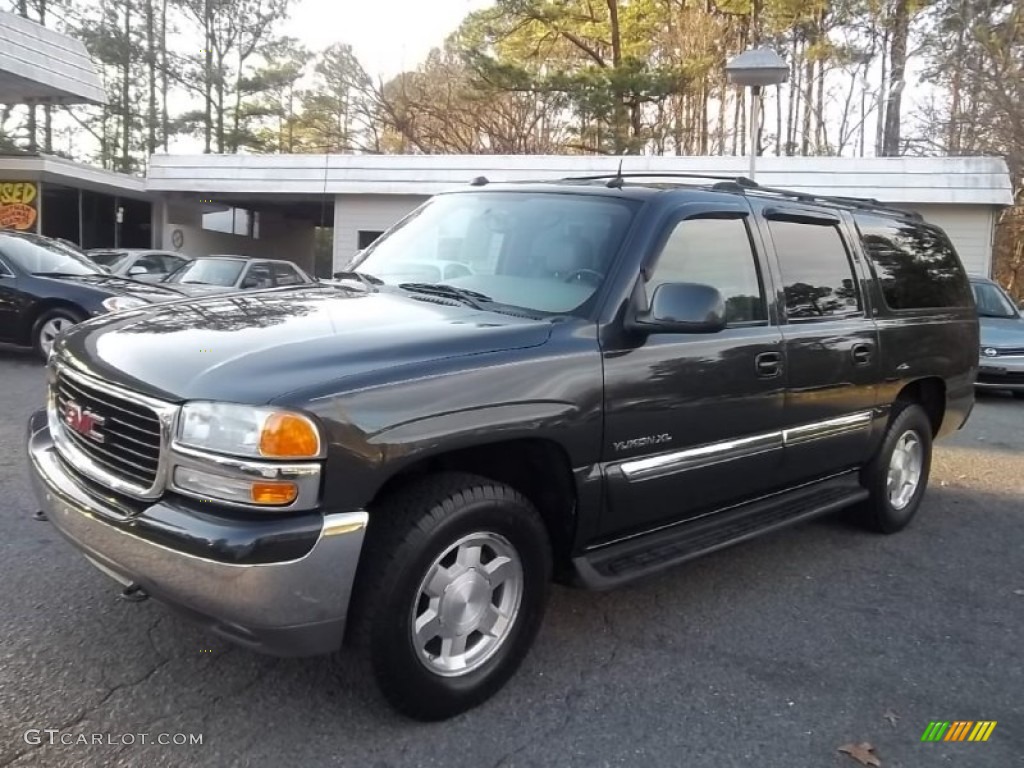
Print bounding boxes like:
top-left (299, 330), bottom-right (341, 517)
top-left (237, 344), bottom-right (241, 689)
top-left (838, 742), bottom-right (882, 767)
top-left (883, 710), bottom-right (899, 726)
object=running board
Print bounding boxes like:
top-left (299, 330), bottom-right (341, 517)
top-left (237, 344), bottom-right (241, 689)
top-left (574, 473), bottom-right (868, 590)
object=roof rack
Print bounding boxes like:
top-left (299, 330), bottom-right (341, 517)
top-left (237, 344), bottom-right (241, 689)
top-left (563, 172), bottom-right (759, 188)
top-left (556, 171), bottom-right (922, 221)
top-left (733, 183), bottom-right (923, 220)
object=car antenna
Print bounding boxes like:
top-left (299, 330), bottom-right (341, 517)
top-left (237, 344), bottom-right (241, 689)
top-left (606, 155), bottom-right (626, 189)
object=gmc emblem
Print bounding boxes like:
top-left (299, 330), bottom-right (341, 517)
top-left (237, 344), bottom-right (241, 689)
top-left (63, 401), bottom-right (105, 443)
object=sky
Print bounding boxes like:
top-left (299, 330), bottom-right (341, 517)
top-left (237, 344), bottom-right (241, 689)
top-left (281, 0), bottom-right (493, 79)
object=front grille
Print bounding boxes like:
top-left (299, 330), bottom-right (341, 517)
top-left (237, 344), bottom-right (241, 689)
top-left (54, 370), bottom-right (162, 488)
top-left (992, 347), bottom-right (1024, 357)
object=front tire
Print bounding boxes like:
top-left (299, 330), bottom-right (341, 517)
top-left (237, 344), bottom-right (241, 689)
top-left (859, 403), bottom-right (933, 533)
top-left (32, 308), bottom-right (84, 361)
top-left (348, 472), bottom-right (552, 721)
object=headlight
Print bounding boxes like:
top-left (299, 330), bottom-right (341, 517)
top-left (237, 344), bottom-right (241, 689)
top-left (177, 402), bottom-right (322, 459)
top-left (101, 296), bottom-right (148, 313)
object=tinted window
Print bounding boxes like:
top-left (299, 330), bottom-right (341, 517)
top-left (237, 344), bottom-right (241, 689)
top-left (271, 262), bottom-right (304, 285)
top-left (855, 215), bottom-right (972, 309)
top-left (242, 264), bottom-right (274, 288)
top-left (648, 217), bottom-right (766, 324)
top-left (768, 219), bottom-right (860, 319)
top-left (89, 251), bottom-right (128, 267)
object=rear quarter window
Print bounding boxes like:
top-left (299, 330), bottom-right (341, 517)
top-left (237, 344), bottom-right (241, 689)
top-left (855, 214), bottom-right (972, 310)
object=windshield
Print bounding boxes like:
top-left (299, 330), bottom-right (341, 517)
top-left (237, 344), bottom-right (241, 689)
top-left (972, 281), bottom-right (1019, 319)
top-left (350, 192), bottom-right (639, 315)
top-left (89, 251), bottom-right (129, 268)
top-left (166, 258), bottom-right (245, 286)
top-left (0, 233), bottom-right (101, 276)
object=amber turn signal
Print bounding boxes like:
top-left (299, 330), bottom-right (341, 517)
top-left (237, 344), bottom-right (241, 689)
top-left (258, 412), bottom-right (321, 458)
top-left (250, 481), bottom-right (298, 505)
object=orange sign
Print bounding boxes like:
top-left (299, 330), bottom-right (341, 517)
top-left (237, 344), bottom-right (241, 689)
top-left (0, 182), bottom-right (38, 231)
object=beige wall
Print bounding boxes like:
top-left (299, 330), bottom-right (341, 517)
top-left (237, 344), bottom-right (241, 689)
top-left (332, 194), bottom-right (427, 270)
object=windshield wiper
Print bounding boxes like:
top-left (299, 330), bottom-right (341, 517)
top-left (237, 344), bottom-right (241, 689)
top-left (331, 271), bottom-right (382, 292)
top-left (398, 283), bottom-right (493, 309)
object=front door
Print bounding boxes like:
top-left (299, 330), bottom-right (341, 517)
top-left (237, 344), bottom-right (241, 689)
top-left (0, 257), bottom-right (21, 343)
top-left (599, 204), bottom-right (788, 539)
top-left (755, 204), bottom-right (881, 483)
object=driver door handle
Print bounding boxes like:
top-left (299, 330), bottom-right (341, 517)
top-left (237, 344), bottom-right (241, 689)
top-left (852, 343), bottom-right (873, 366)
top-left (755, 351), bottom-right (782, 378)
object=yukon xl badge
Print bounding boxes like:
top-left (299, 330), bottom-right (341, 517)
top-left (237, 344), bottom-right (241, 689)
top-left (613, 433), bottom-right (672, 452)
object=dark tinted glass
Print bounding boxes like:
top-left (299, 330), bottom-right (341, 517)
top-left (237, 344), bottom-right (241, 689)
top-left (768, 219), bottom-right (860, 319)
top-left (648, 217), bottom-right (766, 324)
top-left (855, 214), bottom-right (972, 309)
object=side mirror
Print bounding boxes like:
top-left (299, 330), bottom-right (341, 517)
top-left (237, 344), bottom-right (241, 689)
top-left (627, 282), bottom-right (727, 334)
top-left (127, 265), bottom-right (147, 277)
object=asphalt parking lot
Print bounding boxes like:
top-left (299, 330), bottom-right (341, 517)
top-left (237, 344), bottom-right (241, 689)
top-left (0, 347), bottom-right (1021, 768)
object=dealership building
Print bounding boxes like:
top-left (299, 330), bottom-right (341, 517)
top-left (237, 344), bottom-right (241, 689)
top-left (0, 152), bottom-right (1013, 278)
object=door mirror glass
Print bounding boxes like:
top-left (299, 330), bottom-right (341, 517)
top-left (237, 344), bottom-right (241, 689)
top-left (127, 265), bottom-right (147, 276)
top-left (628, 282), bottom-right (726, 334)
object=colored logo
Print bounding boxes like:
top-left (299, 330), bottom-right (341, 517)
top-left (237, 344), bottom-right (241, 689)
top-left (921, 721), bottom-right (997, 742)
top-left (63, 401), bottom-right (106, 443)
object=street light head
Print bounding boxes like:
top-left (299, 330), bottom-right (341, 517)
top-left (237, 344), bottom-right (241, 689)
top-left (726, 48), bottom-right (789, 87)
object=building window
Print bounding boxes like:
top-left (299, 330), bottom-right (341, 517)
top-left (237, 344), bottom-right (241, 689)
top-left (203, 207), bottom-right (260, 238)
top-left (358, 230), bottom-right (384, 250)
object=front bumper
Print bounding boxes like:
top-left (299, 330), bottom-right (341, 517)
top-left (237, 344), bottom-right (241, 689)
top-left (27, 410), bottom-right (368, 657)
top-left (977, 356), bottom-right (1024, 391)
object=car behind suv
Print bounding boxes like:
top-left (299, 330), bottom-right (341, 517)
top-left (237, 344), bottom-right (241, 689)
top-left (27, 174), bottom-right (978, 720)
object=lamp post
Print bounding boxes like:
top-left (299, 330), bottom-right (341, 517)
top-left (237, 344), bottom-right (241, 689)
top-left (726, 48), bottom-right (789, 181)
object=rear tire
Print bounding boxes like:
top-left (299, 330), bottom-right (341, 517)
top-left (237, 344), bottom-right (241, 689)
top-left (348, 472), bottom-right (551, 721)
top-left (32, 307), bottom-right (84, 361)
top-left (859, 403), bottom-right (933, 533)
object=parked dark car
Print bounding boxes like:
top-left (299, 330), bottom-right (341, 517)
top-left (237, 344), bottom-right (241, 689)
top-left (0, 231), bottom-right (185, 359)
top-left (87, 248), bottom-right (194, 283)
top-left (163, 255), bottom-right (314, 294)
top-left (971, 275), bottom-right (1024, 397)
top-left (27, 174), bottom-right (977, 721)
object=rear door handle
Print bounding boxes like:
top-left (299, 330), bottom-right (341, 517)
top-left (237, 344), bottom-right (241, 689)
top-left (755, 351), bottom-right (782, 378)
top-left (852, 343), bottom-right (873, 366)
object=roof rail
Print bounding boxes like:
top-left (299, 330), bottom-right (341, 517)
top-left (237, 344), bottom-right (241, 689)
top-left (559, 171), bottom-right (922, 220)
top-left (732, 183), bottom-right (923, 221)
top-left (562, 172), bottom-right (758, 188)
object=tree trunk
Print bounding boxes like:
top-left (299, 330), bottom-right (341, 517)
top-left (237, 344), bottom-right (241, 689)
top-left (874, 28), bottom-right (889, 156)
top-left (121, 0), bottom-right (132, 172)
top-left (775, 83), bottom-right (782, 156)
top-left (146, 0), bottom-right (157, 157)
top-left (882, 0), bottom-right (909, 156)
top-left (607, 0), bottom-right (627, 153)
top-left (160, 0), bottom-right (169, 151)
top-left (801, 55), bottom-right (814, 155)
top-left (203, 0), bottom-right (213, 153)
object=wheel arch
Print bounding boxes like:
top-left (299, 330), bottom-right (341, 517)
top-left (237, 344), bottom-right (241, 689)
top-left (894, 376), bottom-right (946, 437)
top-left (370, 438), bottom-right (580, 579)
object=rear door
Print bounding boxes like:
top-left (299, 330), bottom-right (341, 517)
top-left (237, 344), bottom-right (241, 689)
top-left (754, 202), bottom-right (881, 483)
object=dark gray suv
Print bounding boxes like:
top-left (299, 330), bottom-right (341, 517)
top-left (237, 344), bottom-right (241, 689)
top-left (27, 173), bottom-right (978, 720)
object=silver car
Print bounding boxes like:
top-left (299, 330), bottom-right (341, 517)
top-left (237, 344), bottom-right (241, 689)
top-left (972, 276), bottom-right (1024, 398)
top-left (88, 248), bottom-right (193, 283)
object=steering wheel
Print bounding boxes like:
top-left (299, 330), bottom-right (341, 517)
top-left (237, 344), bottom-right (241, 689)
top-left (563, 269), bottom-right (604, 285)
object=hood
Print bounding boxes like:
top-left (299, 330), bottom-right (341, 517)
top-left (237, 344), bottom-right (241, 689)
top-left (56, 286), bottom-right (553, 403)
top-left (978, 316), bottom-right (1024, 349)
top-left (38, 273), bottom-right (185, 303)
